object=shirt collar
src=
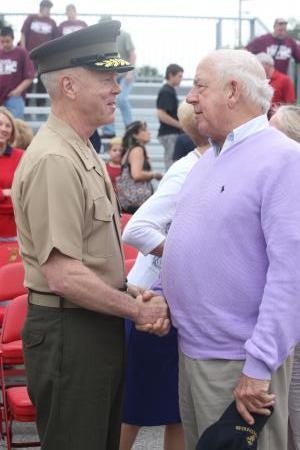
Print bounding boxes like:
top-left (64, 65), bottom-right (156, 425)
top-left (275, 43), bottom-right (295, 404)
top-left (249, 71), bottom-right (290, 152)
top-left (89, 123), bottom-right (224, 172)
top-left (46, 111), bottom-right (98, 171)
top-left (210, 114), bottom-right (269, 156)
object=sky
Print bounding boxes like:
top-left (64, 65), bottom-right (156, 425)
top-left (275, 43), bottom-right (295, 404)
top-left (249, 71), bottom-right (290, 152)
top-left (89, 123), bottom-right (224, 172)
top-left (2, 0), bottom-right (299, 78)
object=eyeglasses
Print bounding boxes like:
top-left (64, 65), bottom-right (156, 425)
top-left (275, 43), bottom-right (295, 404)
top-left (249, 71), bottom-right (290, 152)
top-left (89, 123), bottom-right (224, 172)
top-left (277, 21), bottom-right (287, 25)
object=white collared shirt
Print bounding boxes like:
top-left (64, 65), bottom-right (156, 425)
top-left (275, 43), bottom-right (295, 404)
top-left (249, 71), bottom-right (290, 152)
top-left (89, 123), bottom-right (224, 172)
top-left (210, 114), bottom-right (269, 156)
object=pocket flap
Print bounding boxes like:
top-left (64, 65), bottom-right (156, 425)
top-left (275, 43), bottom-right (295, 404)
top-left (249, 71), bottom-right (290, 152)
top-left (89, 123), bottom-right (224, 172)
top-left (93, 196), bottom-right (114, 221)
top-left (22, 331), bottom-right (45, 349)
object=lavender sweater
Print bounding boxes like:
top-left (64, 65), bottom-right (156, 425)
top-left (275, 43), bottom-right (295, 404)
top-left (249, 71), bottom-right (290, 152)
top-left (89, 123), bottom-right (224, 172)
top-left (160, 127), bottom-right (300, 380)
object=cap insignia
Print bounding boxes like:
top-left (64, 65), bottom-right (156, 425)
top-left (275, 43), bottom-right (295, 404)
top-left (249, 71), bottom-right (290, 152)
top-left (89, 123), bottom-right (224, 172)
top-left (95, 57), bottom-right (131, 68)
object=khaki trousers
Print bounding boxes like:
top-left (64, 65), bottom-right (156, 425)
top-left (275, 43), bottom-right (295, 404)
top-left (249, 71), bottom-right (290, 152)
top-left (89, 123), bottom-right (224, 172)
top-left (179, 351), bottom-right (292, 450)
top-left (288, 345), bottom-right (300, 450)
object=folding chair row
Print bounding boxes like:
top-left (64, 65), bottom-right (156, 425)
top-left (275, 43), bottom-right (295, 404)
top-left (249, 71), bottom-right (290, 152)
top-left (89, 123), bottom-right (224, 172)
top-left (0, 262), bottom-right (27, 325)
top-left (0, 242), bottom-right (21, 268)
top-left (0, 294), bottom-right (39, 449)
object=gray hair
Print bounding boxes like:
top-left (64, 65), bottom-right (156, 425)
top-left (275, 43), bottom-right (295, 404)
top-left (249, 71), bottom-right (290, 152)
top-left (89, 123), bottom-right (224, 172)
top-left (256, 52), bottom-right (274, 67)
top-left (204, 49), bottom-right (273, 114)
top-left (272, 105), bottom-right (300, 143)
top-left (40, 67), bottom-right (81, 98)
top-left (177, 101), bottom-right (208, 147)
top-left (40, 70), bottom-right (61, 98)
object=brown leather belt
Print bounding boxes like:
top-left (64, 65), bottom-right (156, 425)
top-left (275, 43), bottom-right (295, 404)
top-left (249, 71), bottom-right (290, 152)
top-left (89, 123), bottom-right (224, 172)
top-left (28, 289), bottom-right (79, 309)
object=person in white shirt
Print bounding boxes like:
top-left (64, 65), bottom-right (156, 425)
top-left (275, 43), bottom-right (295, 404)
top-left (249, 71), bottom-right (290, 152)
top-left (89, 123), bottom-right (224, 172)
top-left (120, 101), bottom-right (210, 450)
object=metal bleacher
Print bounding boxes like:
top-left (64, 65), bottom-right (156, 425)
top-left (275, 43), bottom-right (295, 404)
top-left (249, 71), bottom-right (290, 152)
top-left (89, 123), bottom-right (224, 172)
top-left (24, 81), bottom-right (192, 173)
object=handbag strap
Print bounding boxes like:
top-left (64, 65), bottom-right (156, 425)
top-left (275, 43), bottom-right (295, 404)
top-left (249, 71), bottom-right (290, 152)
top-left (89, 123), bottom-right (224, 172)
top-left (122, 144), bottom-right (148, 172)
top-left (272, 40), bottom-right (282, 61)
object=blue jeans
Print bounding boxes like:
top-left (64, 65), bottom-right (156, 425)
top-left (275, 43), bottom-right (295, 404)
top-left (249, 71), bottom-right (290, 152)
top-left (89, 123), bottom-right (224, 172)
top-left (103, 75), bottom-right (134, 135)
top-left (4, 96), bottom-right (25, 119)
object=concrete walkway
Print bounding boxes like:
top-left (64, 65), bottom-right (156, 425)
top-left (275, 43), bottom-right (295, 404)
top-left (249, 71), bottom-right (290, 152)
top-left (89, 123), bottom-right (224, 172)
top-left (0, 424), bottom-right (165, 449)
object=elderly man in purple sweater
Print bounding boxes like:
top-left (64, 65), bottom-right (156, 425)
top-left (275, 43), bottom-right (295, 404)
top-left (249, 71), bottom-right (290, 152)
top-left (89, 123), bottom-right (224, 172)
top-left (153, 49), bottom-right (300, 450)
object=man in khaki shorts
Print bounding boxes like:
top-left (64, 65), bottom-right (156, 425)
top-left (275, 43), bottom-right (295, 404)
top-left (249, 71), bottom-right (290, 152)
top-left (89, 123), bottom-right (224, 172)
top-left (12, 21), bottom-right (169, 450)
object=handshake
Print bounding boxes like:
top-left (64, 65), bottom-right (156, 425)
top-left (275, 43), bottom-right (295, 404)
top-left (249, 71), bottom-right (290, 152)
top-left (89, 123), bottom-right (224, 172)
top-left (129, 286), bottom-right (170, 336)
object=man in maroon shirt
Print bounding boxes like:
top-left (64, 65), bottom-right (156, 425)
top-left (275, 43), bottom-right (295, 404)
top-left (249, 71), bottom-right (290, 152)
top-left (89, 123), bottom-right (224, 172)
top-left (256, 52), bottom-right (296, 116)
top-left (21, 0), bottom-right (57, 106)
top-left (0, 26), bottom-right (34, 118)
top-left (246, 18), bottom-right (300, 74)
top-left (58, 4), bottom-right (87, 37)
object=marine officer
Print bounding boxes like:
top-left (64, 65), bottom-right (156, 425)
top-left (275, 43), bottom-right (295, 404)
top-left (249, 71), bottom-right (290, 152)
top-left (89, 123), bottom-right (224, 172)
top-left (12, 20), bottom-right (169, 450)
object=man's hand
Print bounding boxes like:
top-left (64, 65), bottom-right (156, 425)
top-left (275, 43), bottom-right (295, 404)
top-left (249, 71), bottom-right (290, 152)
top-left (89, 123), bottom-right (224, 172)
top-left (233, 374), bottom-right (275, 425)
top-left (134, 290), bottom-right (170, 336)
top-left (127, 283), bottom-right (144, 298)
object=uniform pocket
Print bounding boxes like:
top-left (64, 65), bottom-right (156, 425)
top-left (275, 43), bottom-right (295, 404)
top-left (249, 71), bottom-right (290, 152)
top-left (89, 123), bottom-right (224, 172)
top-left (22, 330), bottom-right (45, 349)
top-left (87, 196), bottom-right (114, 257)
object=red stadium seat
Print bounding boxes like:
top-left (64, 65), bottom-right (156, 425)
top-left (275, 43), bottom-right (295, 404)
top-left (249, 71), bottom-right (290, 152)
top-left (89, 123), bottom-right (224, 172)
top-left (0, 294), bottom-right (39, 449)
top-left (0, 262), bottom-right (26, 302)
top-left (0, 242), bottom-right (21, 268)
top-left (125, 259), bottom-right (136, 276)
top-left (123, 243), bottom-right (138, 260)
top-left (0, 262), bottom-right (27, 325)
top-left (120, 213), bottom-right (132, 232)
top-left (1, 294), bottom-right (27, 367)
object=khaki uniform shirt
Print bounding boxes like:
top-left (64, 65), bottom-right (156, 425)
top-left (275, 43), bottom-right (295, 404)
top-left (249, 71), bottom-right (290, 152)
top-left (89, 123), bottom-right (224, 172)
top-left (12, 112), bottom-right (125, 293)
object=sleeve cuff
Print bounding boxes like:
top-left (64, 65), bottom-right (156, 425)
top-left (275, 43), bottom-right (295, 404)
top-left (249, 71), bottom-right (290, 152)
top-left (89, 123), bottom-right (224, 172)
top-left (122, 228), bottom-right (165, 256)
top-left (38, 241), bottom-right (82, 266)
top-left (242, 353), bottom-right (272, 380)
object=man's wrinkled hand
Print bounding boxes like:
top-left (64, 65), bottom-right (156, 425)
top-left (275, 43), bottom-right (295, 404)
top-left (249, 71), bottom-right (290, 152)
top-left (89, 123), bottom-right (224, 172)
top-left (136, 317), bottom-right (171, 336)
top-left (127, 283), bottom-right (144, 298)
top-left (134, 290), bottom-right (170, 336)
top-left (233, 374), bottom-right (275, 425)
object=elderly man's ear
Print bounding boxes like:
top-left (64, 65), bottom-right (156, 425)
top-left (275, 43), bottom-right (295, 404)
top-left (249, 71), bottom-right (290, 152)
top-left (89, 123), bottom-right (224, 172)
top-left (227, 80), bottom-right (240, 108)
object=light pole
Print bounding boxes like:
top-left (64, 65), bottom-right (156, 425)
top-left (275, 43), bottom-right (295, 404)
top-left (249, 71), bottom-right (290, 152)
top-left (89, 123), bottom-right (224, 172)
top-left (238, 0), bottom-right (252, 47)
top-left (238, 0), bottom-right (242, 47)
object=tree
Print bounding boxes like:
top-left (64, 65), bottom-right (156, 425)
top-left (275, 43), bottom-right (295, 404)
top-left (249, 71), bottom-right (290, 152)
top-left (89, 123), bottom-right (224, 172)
top-left (137, 65), bottom-right (163, 82)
